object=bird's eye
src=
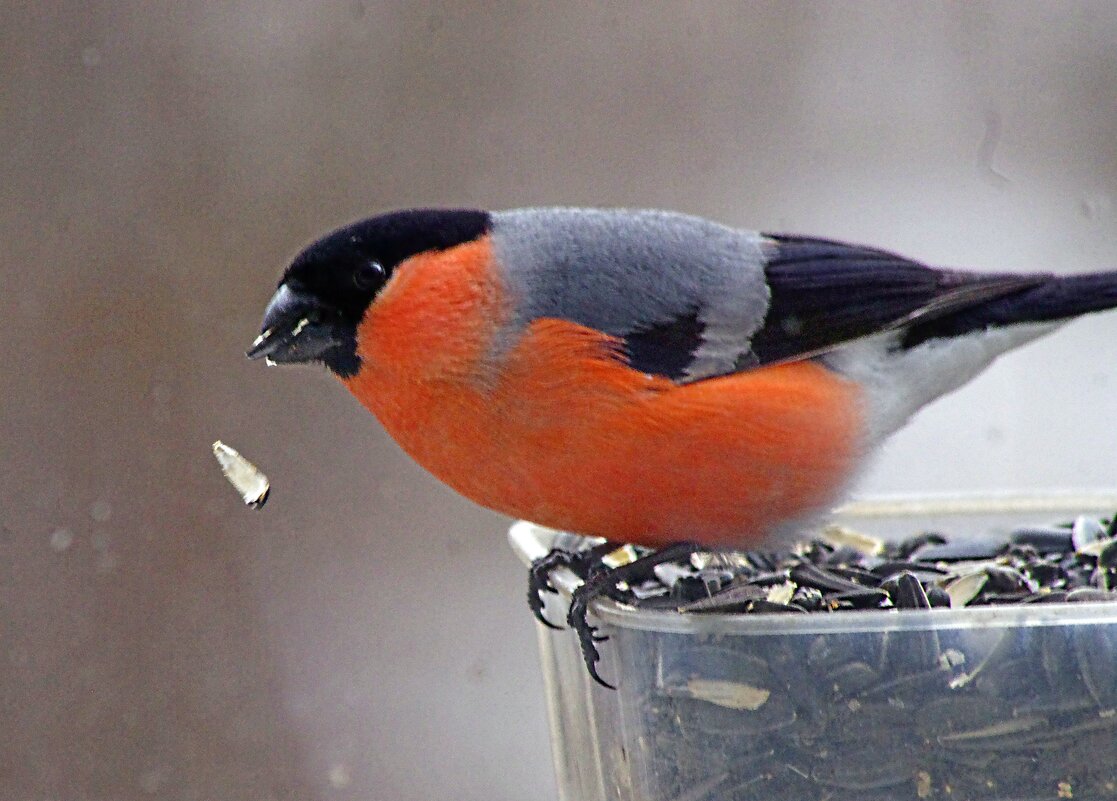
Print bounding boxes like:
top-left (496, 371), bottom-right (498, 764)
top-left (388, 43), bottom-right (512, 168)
top-left (353, 261), bottom-right (385, 290)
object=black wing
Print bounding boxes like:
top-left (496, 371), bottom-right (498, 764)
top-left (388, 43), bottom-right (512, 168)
top-left (747, 235), bottom-right (1044, 365)
top-left (622, 235), bottom-right (1045, 379)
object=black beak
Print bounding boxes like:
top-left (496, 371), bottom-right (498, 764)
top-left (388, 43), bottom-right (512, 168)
top-left (246, 284), bottom-right (348, 366)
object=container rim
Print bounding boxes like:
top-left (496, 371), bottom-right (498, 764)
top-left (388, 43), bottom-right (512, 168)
top-left (508, 490), bottom-right (1117, 637)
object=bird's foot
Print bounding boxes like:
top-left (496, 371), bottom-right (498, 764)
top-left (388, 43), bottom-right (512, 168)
top-left (566, 541), bottom-right (705, 689)
top-left (527, 542), bottom-right (617, 629)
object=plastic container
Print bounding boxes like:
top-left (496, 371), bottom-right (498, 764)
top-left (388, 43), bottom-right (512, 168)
top-left (510, 492), bottom-right (1117, 801)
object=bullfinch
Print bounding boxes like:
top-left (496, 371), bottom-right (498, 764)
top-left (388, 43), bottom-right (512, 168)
top-left (248, 207), bottom-right (1117, 686)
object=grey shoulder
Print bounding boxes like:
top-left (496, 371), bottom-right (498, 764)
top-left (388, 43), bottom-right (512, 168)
top-left (489, 208), bottom-right (773, 379)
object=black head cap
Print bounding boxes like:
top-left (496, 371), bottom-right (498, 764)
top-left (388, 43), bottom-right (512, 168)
top-left (282, 208), bottom-right (492, 317)
top-left (248, 208), bottom-right (491, 376)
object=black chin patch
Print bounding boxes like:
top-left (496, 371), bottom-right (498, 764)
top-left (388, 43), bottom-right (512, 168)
top-left (322, 342), bottom-right (361, 378)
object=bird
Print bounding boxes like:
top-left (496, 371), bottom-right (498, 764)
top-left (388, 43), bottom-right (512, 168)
top-left (247, 206), bottom-right (1117, 686)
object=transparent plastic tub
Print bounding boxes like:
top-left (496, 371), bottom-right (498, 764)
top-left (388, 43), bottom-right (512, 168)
top-left (509, 492), bottom-right (1117, 801)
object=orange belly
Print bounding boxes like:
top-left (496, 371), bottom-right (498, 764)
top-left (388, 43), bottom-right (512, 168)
top-left (346, 305), bottom-right (865, 547)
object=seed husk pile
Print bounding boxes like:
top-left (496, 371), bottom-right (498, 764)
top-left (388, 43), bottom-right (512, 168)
top-left (601, 516), bottom-right (1117, 800)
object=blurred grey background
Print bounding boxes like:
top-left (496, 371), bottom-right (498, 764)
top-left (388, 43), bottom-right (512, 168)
top-left (3, 2), bottom-right (1117, 799)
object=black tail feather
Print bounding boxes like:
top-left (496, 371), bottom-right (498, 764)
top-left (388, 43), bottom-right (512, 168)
top-left (902, 271), bottom-right (1117, 349)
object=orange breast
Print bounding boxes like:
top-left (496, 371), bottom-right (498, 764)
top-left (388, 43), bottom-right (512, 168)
top-left (344, 236), bottom-right (866, 548)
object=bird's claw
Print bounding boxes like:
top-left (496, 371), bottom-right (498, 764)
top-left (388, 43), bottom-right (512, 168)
top-left (527, 542), bottom-right (618, 629)
top-left (568, 540), bottom-right (705, 689)
top-left (567, 581), bottom-right (616, 690)
top-left (527, 549), bottom-right (575, 629)
top-left (531, 540), bottom-right (702, 690)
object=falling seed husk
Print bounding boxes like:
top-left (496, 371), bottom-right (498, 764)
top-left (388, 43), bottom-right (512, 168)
top-left (212, 440), bottom-right (270, 509)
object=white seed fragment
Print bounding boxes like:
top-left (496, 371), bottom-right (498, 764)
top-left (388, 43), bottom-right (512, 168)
top-left (687, 678), bottom-right (771, 710)
top-left (819, 524), bottom-right (885, 557)
top-left (602, 544), bottom-right (639, 568)
top-left (290, 317), bottom-right (310, 337)
top-left (250, 329), bottom-right (272, 350)
top-left (766, 580), bottom-right (796, 606)
top-left (212, 441), bottom-right (270, 510)
top-left (943, 570), bottom-right (988, 608)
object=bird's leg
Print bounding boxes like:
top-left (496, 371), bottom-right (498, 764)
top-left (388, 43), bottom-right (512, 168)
top-left (568, 541), bottom-right (704, 689)
top-left (527, 541), bottom-right (619, 629)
